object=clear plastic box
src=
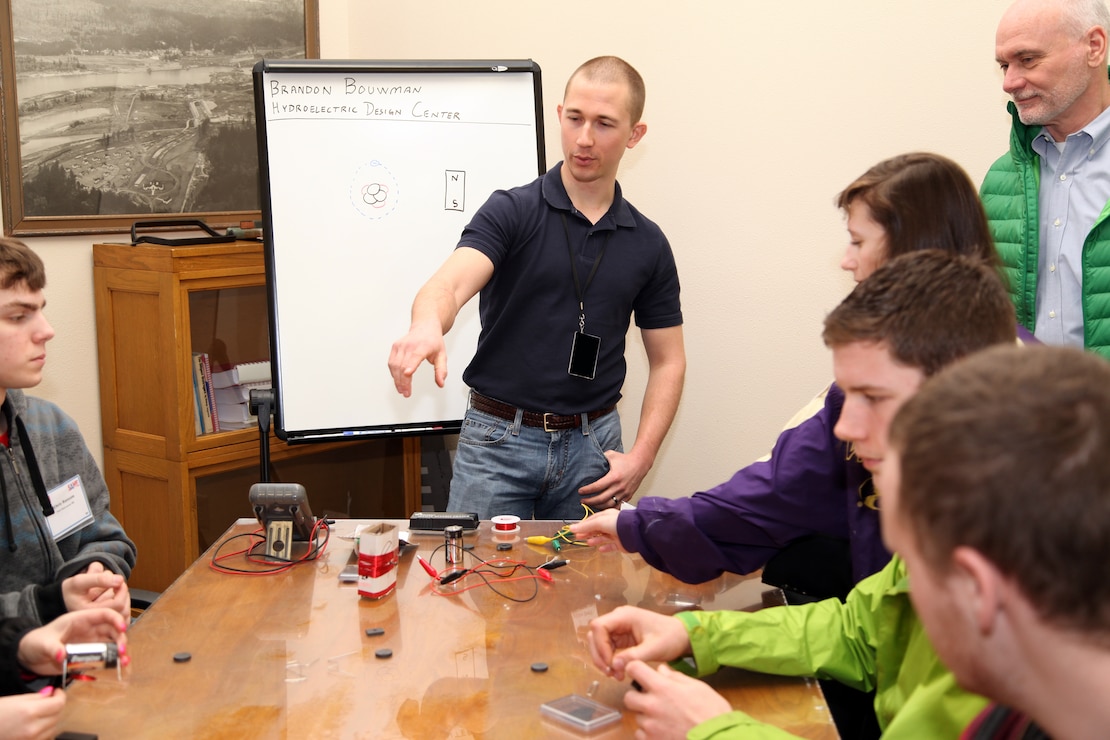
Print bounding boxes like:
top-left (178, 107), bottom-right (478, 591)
top-left (540, 694), bottom-right (621, 732)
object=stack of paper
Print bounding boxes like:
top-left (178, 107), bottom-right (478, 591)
top-left (212, 361), bottom-right (271, 389)
top-left (211, 361), bottom-right (272, 430)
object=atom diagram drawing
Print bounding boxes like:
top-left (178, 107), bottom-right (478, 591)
top-left (350, 160), bottom-right (399, 220)
top-left (362, 182), bottom-right (389, 208)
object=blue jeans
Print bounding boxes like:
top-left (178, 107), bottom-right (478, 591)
top-left (446, 405), bottom-right (623, 521)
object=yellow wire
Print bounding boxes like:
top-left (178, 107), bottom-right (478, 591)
top-left (525, 504), bottom-right (598, 548)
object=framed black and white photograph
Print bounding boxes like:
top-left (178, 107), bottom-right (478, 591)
top-left (0, 0), bottom-right (319, 236)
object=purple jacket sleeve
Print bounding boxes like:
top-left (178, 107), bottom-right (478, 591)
top-left (617, 384), bottom-right (860, 584)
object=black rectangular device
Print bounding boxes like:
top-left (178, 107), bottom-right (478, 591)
top-left (408, 511), bottom-right (479, 532)
top-left (568, 331), bottom-right (601, 379)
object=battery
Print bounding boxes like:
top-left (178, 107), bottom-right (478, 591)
top-left (63, 642), bottom-right (120, 683)
top-left (445, 524), bottom-right (463, 565)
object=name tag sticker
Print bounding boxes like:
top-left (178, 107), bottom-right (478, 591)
top-left (46, 474), bottom-right (94, 541)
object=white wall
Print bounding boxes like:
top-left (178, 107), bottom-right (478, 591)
top-left (15, 0), bottom-right (1015, 503)
top-left (337, 0), bottom-right (1017, 498)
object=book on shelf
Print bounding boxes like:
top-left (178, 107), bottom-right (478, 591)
top-left (201, 353), bottom-right (220, 432)
top-left (191, 354), bottom-right (204, 435)
top-left (212, 361), bottom-right (271, 389)
top-left (191, 352), bottom-right (214, 434)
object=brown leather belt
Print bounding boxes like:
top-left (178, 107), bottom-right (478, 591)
top-left (470, 392), bottom-right (615, 432)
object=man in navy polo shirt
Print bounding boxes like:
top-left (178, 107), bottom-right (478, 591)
top-left (389, 56), bottom-right (685, 521)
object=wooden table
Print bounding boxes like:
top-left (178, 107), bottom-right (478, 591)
top-left (60, 519), bottom-right (838, 738)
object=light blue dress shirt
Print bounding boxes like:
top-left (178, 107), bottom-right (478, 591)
top-left (1032, 105), bottom-right (1110, 347)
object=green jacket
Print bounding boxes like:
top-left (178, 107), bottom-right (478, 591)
top-left (674, 557), bottom-right (988, 739)
top-left (980, 83), bottom-right (1110, 359)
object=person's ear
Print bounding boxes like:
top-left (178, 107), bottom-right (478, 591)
top-left (1085, 25), bottom-right (1108, 67)
top-left (950, 546), bottom-right (1002, 635)
top-left (627, 122), bottom-right (647, 149)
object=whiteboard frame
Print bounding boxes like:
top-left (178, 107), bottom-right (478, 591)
top-left (253, 58), bottom-right (545, 443)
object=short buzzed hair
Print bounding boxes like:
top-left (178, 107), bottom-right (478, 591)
top-left (891, 344), bottom-right (1110, 640)
top-left (822, 250), bottom-right (1016, 377)
top-left (0, 237), bottom-right (46, 291)
top-left (565, 56), bottom-right (646, 124)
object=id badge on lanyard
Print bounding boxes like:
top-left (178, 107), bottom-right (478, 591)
top-left (569, 330), bottom-right (601, 379)
top-left (562, 213), bottom-right (609, 381)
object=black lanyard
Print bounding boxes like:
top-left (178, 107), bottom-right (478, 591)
top-left (561, 213), bottom-right (610, 332)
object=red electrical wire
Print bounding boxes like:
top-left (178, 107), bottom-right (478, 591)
top-left (209, 519), bottom-right (330, 576)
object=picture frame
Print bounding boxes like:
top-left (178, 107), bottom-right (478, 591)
top-left (0, 0), bottom-right (319, 236)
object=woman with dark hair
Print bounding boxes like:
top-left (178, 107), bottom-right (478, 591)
top-left (837, 152), bottom-right (1000, 282)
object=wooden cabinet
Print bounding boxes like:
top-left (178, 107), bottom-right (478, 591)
top-left (93, 241), bottom-right (421, 591)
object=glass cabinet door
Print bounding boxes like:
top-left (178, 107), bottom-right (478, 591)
top-left (188, 284), bottom-right (270, 437)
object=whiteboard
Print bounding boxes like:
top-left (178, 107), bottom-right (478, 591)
top-left (253, 59), bottom-right (545, 442)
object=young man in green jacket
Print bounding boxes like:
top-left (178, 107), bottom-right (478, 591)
top-left (585, 251), bottom-right (1016, 739)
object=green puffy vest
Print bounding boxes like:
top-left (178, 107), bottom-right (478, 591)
top-left (980, 88), bottom-right (1110, 359)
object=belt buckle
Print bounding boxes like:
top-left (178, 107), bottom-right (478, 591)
top-left (543, 412), bottom-right (557, 432)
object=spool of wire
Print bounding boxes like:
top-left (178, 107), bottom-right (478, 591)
top-left (491, 515), bottom-right (521, 545)
top-left (491, 515), bottom-right (521, 533)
